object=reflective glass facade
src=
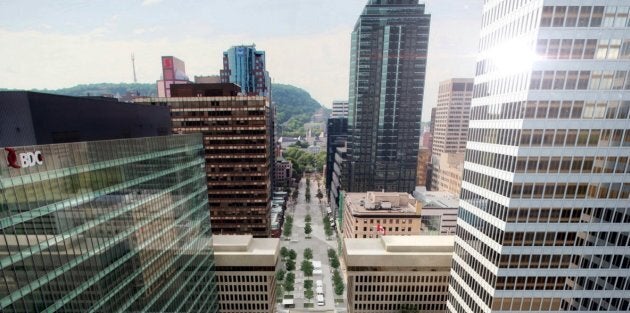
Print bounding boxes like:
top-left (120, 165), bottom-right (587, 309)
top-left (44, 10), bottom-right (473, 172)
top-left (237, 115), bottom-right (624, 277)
top-left (346, 0), bottom-right (431, 193)
top-left (0, 134), bottom-right (218, 313)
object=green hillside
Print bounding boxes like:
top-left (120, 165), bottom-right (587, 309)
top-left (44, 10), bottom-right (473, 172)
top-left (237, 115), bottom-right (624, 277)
top-left (1, 82), bottom-right (329, 136)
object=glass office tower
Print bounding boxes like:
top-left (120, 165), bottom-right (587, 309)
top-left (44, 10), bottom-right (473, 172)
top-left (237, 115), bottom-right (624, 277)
top-left (448, 1), bottom-right (630, 313)
top-left (0, 134), bottom-right (218, 313)
top-left (346, 0), bottom-right (431, 193)
top-left (220, 45), bottom-right (271, 98)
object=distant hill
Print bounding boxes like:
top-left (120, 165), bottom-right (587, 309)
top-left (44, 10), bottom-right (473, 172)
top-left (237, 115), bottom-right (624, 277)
top-left (0, 83), bottom-right (158, 98)
top-left (1, 82), bottom-right (328, 136)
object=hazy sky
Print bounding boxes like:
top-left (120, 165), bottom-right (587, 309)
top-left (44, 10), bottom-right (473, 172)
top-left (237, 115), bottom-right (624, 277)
top-left (0, 0), bottom-right (482, 121)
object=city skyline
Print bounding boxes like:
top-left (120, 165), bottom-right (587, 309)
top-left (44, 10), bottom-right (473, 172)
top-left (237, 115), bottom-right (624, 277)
top-left (0, 0), bottom-right (482, 121)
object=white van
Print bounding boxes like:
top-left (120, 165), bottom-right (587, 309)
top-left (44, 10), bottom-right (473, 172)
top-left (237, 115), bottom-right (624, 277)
top-left (316, 286), bottom-right (324, 295)
top-left (317, 294), bottom-right (325, 306)
top-left (316, 280), bottom-right (323, 288)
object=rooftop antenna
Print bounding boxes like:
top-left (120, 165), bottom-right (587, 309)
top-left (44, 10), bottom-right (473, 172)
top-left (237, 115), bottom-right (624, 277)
top-left (131, 53), bottom-right (138, 83)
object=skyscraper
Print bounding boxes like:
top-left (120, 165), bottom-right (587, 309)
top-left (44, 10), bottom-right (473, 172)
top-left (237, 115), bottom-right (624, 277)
top-left (430, 78), bottom-right (473, 196)
top-left (432, 78), bottom-right (473, 157)
top-left (332, 100), bottom-right (349, 118)
top-left (157, 56), bottom-right (190, 97)
top-left (346, 0), bottom-right (430, 193)
top-left (136, 83), bottom-right (273, 237)
top-left (448, 2), bottom-right (630, 313)
top-left (0, 134), bottom-right (218, 313)
top-left (325, 117), bottom-right (348, 197)
top-left (220, 45), bottom-right (271, 98)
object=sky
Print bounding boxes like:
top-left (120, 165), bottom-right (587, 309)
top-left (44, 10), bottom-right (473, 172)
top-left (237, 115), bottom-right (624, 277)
top-left (0, 0), bottom-right (482, 121)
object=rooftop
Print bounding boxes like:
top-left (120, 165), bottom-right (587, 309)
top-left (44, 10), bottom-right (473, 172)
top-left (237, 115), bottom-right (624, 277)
top-left (212, 235), bottom-right (280, 267)
top-left (344, 235), bottom-right (454, 268)
top-left (413, 186), bottom-right (459, 209)
top-left (345, 191), bottom-right (420, 216)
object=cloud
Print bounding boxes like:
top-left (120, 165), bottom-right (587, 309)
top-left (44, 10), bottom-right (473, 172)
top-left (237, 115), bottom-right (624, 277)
top-left (0, 27), bottom-right (349, 107)
top-left (141, 0), bottom-right (164, 6)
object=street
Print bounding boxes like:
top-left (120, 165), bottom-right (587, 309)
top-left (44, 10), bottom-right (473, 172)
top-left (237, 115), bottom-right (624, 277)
top-left (277, 175), bottom-right (346, 312)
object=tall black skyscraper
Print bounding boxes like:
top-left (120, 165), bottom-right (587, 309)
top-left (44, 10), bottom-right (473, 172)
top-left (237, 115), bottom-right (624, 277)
top-left (346, 0), bottom-right (430, 193)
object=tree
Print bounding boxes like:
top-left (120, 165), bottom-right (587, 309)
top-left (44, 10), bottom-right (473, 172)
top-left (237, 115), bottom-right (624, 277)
top-left (334, 281), bottom-right (344, 296)
top-left (283, 223), bottom-right (292, 238)
top-left (305, 214), bottom-right (311, 223)
top-left (286, 259), bottom-right (296, 271)
top-left (304, 279), bottom-right (313, 290)
top-left (330, 255), bottom-right (340, 269)
top-left (276, 269), bottom-right (286, 281)
top-left (288, 249), bottom-right (297, 260)
top-left (327, 248), bottom-right (336, 260)
top-left (304, 223), bottom-right (312, 236)
top-left (332, 269), bottom-right (344, 296)
top-left (316, 189), bottom-right (323, 199)
top-left (303, 248), bottom-right (313, 260)
top-left (304, 288), bottom-right (314, 301)
top-left (284, 272), bottom-right (295, 292)
top-left (280, 247), bottom-right (289, 260)
top-left (301, 260), bottom-right (314, 276)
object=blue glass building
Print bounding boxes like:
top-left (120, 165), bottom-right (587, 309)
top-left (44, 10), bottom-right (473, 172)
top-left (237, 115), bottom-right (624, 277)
top-left (220, 45), bottom-right (271, 98)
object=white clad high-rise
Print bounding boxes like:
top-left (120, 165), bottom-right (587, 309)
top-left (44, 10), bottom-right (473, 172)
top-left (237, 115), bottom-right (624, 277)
top-left (448, 1), bottom-right (630, 313)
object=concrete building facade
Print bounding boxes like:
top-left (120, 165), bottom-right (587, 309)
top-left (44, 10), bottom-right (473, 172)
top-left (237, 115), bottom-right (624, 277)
top-left (332, 100), bottom-right (349, 118)
top-left (432, 78), bottom-right (474, 157)
top-left (344, 235), bottom-right (454, 313)
top-left (430, 152), bottom-right (465, 196)
top-left (213, 235), bottom-right (279, 313)
top-left (157, 56), bottom-right (190, 97)
top-left (448, 2), bottom-right (630, 313)
top-left (413, 187), bottom-right (459, 235)
top-left (342, 192), bottom-right (422, 238)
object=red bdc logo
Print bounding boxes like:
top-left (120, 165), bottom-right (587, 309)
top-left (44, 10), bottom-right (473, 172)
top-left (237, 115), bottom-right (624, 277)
top-left (5, 148), bottom-right (44, 169)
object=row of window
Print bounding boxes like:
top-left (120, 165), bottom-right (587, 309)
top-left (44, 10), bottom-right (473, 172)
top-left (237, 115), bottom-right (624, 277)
top-left (450, 258), bottom-right (493, 311)
top-left (353, 283), bottom-right (447, 294)
top-left (530, 70), bottom-right (630, 91)
top-left (218, 302), bottom-right (268, 312)
top-left (567, 296), bottom-right (630, 311)
top-left (471, 100), bottom-right (630, 121)
top-left (536, 38), bottom-right (630, 60)
top-left (352, 302), bottom-right (446, 312)
top-left (500, 253), bottom-right (630, 270)
top-left (463, 169), bottom-right (512, 198)
top-left (468, 128), bottom-right (521, 146)
top-left (511, 182), bottom-right (630, 200)
top-left (454, 242), bottom-right (498, 295)
top-left (519, 128), bottom-right (630, 148)
top-left (465, 149), bottom-right (515, 173)
top-left (503, 231), bottom-right (578, 247)
top-left (460, 188), bottom-right (508, 222)
top-left (353, 274), bottom-right (448, 284)
top-left (507, 207), bottom-right (591, 224)
top-left (480, 4), bottom-right (538, 52)
top-left (541, 6), bottom-right (630, 28)
top-left (515, 155), bottom-right (630, 175)
top-left (499, 253), bottom-right (569, 269)
top-left (476, 38), bottom-right (630, 77)
top-left (217, 293), bottom-right (268, 302)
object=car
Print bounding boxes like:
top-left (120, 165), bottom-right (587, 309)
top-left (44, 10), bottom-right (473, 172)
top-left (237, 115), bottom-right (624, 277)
top-left (316, 280), bottom-right (323, 288)
top-left (317, 294), bottom-right (325, 306)
top-left (316, 286), bottom-right (324, 295)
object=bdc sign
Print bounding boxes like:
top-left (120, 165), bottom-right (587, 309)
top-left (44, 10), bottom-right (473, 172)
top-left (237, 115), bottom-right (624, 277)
top-left (5, 148), bottom-right (44, 169)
